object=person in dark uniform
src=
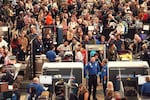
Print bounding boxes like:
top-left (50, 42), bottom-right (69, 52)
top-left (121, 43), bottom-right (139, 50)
top-left (85, 56), bottom-right (100, 100)
top-left (101, 59), bottom-right (108, 96)
top-left (94, 53), bottom-right (102, 83)
top-left (43, 34), bottom-right (53, 53)
top-left (33, 35), bottom-right (44, 55)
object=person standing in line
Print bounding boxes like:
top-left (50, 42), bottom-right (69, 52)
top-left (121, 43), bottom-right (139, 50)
top-left (85, 56), bottom-right (100, 100)
top-left (77, 84), bottom-right (89, 100)
top-left (43, 34), bottom-right (53, 53)
top-left (33, 35), bottom-right (44, 55)
top-left (101, 59), bottom-right (108, 96)
top-left (75, 44), bottom-right (83, 62)
top-left (10, 34), bottom-right (20, 55)
top-left (107, 43), bottom-right (117, 61)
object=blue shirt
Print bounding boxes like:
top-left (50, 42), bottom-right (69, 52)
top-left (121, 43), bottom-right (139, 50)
top-left (85, 61), bottom-right (100, 76)
top-left (141, 82), bottom-right (150, 95)
top-left (101, 65), bottom-right (107, 80)
top-left (46, 50), bottom-right (56, 62)
top-left (27, 83), bottom-right (45, 97)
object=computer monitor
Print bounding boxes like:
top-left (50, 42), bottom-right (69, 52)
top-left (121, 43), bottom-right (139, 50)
top-left (138, 75), bottom-right (150, 85)
top-left (143, 25), bottom-right (149, 31)
top-left (39, 75), bottom-right (52, 85)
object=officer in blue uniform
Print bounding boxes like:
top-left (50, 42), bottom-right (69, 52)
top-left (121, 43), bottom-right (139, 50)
top-left (101, 59), bottom-right (108, 96)
top-left (141, 76), bottom-right (150, 97)
top-left (27, 77), bottom-right (45, 99)
top-left (46, 46), bottom-right (56, 62)
top-left (85, 56), bottom-right (100, 100)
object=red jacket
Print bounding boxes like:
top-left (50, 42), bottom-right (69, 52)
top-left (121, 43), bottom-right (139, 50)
top-left (45, 14), bottom-right (53, 25)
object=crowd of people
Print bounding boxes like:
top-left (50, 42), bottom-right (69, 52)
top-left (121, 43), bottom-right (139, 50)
top-left (0, 0), bottom-right (150, 64)
top-left (0, 0), bottom-right (150, 99)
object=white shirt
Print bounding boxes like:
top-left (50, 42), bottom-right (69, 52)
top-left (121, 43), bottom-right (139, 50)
top-left (57, 44), bottom-right (71, 51)
top-left (4, 56), bottom-right (11, 65)
top-left (0, 39), bottom-right (8, 48)
top-left (75, 51), bottom-right (83, 62)
top-left (116, 22), bottom-right (125, 34)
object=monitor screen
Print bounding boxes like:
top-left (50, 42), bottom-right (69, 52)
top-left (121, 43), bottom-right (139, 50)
top-left (138, 75), bottom-right (150, 85)
top-left (39, 75), bottom-right (52, 85)
top-left (143, 25), bottom-right (149, 31)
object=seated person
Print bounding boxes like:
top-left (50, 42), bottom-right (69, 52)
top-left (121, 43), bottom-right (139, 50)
top-left (141, 76), bottom-right (150, 97)
top-left (27, 77), bottom-right (45, 99)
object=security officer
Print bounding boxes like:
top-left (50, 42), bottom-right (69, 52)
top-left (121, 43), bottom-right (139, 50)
top-left (101, 59), bottom-right (108, 96)
top-left (85, 56), bottom-right (100, 100)
top-left (46, 45), bottom-right (56, 62)
top-left (141, 76), bottom-right (150, 97)
top-left (33, 35), bottom-right (44, 55)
